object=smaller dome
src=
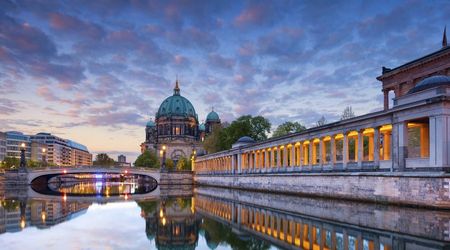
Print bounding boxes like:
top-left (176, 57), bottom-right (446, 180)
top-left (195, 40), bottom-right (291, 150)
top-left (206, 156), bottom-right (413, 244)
top-left (408, 75), bottom-right (450, 94)
top-left (199, 123), bottom-right (205, 131)
top-left (206, 110), bottom-right (220, 122)
top-left (236, 136), bottom-right (255, 143)
top-left (146, 120), bottom-right (155, 127)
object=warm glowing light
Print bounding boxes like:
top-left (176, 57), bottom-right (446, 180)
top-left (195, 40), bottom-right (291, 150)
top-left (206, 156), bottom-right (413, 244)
top-left (159, 150), bottom-right (163, 156)
top-left (42, 148), bottom-right (46, 153)
top-left (20, 143), bottom-right (26, 148)
top-left (313, 138), bottom-right (320, 143)
top-left (41, 212), bottom-right (46, 222)
top-left (63, 170), bottom-right (67, 174)
top-left (323, 136), bottom-right (331, 141)
top-left (162, 217), bottom-right (166, 226)
top-left (193, 150), bottom-right (196, 155)
top-left (162, 145), bottom-right (166, 151)
top-left (124, 194), bottom-right (128, 200)
top-left (20, 219), bottom-right (25, 229)
top-left (363, 128), bottom-right (375, 134)
top-left (124, 170), bottom-right (128, 174)
top-left (335, 134), bottom-right (344, 139)
top-left (380, 124), bottom-right (392, 132)
top-left (159, 209), bottom-right (163, 218)
top-left (63, 193), bottom-right (67, 202)
top-left (348, 131), bottom-right (358, 137)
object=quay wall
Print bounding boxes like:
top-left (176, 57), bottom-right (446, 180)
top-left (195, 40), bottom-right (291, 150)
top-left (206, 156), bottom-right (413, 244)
top-left (194, 172), bottom-right (450, 209)
top-left (159, 171), bottom-right (193, 185)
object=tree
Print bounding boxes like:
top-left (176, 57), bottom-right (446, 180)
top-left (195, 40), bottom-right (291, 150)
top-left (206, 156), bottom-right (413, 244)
top-left (93, 153), bottom-right (115, 166)
top-left (203, 124), bottom-right (223, 153)
top-left (272, 121), bottom-right (306, 138)
top-left (316, 116), bottom-right (327, 127)
top-left (134, 150), bottom-right (160, 168)
top-left (176, 156), bottom-right (191, 171)
top-left (1, 157), bottom-right (19, 169)
top-left (216, 115), bottom-right (271, 150)
top-left (341, 106), bottom-right (355, 120)
top-left (165, 158), bottom-right (175, 170)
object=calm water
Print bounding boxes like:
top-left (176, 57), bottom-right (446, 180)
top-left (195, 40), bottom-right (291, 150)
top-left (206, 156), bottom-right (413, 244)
top-left (1, 177), bottom-right (450, 250)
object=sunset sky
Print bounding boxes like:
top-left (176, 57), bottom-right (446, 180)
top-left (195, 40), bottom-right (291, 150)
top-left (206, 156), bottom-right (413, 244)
top-left (1, 0), bottom-right (449, 162)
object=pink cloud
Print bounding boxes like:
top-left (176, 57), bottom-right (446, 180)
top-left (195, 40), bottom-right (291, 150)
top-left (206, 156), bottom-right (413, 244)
top-left (234, 4), bottom-right (267, 27)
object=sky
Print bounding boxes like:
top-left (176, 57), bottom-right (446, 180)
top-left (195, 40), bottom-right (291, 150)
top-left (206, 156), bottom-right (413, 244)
top-left (0, 0), bottom-right (449, 163)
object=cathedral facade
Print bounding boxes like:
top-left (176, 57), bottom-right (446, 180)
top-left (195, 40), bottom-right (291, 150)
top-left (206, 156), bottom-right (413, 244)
top-left (140, 80), bottom-right (220, 163)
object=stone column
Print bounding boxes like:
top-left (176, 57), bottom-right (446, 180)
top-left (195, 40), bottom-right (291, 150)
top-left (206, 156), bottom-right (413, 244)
top-left (330, 135), bottom-right (336, 167)
top-left (264, 149), bottom-right (269, 170)
top-left (357, 130), bottom-right (363, 168)
top-left (429, 116), bottom-right (449, 168)
top-left (368, 133), bottom-right (374, 161)
top-left (383, 89), bottom-right (389, 110)
top-left (393, 122), bottom-right (408, 171)
top-left (237, 153), bottom-right (242, 174)
top-left (343, 132), bottom-right (348, 169)
top-left (283, 146), bottom-right (288, 167)
top-left (298, 143), bottom-right (303, 167)
top-left (309, 142), bottom-right (313, 167)
top-left (374, 127), bottom-right (380, 168)
top-left (231, 155), bottom-right (236, 174)
top-left (290, 144), bottom-right (295, 167)
top-left (276, 147), bottom-right (281, 168)
top-left (319, 139), bottom-right (324, 168)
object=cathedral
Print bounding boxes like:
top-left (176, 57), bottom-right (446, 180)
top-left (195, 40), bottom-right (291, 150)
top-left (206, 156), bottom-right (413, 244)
top-left (140, 80), bottom-right (221, 163)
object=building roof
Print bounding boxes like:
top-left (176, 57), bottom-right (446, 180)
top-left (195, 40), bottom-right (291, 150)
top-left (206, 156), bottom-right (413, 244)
top-left (206, 110), bottom-right (220, 122)
top-left (67, 140), bottom-right (89, 152)
top-left (156, 81), bottom-right (198, 120)
top-left (199, 123), bottom-right (205, 131)
top-left (408, 75), bottom-right (450, 94)
top-left (146, 120), bottom-right (155, 127)
top-left (236, 136), bottom-right (255, 143)
top-left (377, 46), bottom-right (450, 80)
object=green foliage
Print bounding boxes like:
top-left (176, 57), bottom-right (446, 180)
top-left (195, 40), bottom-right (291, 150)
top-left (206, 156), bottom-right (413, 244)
top-left (216, 115), bottom-right (271, 151)
top-left (134, 150), bottom-right (160, 168)
top-left (202, 217), bottom-right (271, 250)
top-left (176, 156), bottom-right (191, 171)
top-left (165, 158), bottom-right (175, 170)
top-left (93, 153), bottom-right (115, 166)
top-left (341, 106), bottom-right (355, 120)
top-left (136, 200), bottom-right (158, 215)
top-left (1, 157), bottom-right (20, 169)
top-left (272, 121), bottom-right (306, 138)
top-left (203, 124), bottom-right (223, 153)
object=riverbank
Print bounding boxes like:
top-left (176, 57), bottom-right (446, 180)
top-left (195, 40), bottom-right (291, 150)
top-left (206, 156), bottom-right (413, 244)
top-left (194, 171), bottom-right (450, 209)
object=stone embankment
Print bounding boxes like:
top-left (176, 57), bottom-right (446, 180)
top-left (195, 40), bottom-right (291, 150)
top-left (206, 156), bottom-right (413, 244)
top-left (194, 172), bottom-right (450, 209)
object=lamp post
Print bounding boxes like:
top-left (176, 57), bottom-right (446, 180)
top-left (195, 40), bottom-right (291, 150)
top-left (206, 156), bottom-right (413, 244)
top-left (191, 148), bottom-right (196, 171)
top-left (160, 145), bottom-right (167, 171)
top-left (42, 148), bottom-right (47, 168)
top-left (19, 142), bottom-right (27, 172)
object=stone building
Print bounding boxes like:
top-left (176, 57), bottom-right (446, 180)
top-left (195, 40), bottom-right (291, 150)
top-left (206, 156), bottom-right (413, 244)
top-left (141, 80), bottom-right (221, 163)
top-left (378, 28), bottom-right (450, 110)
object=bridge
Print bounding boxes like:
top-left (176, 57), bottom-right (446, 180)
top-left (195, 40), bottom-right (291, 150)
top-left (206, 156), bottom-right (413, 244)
top-left (27, 166), bottom-right (160, 185)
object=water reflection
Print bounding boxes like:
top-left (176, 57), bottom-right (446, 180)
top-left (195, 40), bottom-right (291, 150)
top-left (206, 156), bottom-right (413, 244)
top-left (0, 185), bottom-right (450, 249)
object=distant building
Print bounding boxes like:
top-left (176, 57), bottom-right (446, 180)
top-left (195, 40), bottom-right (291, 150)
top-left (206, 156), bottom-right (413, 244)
top-left (118, 154), bottom-right (126, 163)
top-left (5, 131), bottom-right (31, 160)
top-left (116, 154), bottom-right (131, 167)
top-left (67, 140), bottom-right (92, 166)
top-left (30, 133), bottom-right (92, 166)
top-left (0, 132), bottom-right (6, 161)
top-left (30, 141), bottom-right (47, 162)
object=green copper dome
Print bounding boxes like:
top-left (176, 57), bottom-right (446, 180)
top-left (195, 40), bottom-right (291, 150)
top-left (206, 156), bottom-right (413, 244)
top-left (199, 123), bottom-right (205, 131)
top-left (206, 110), bottom-right (220, 122)
top-left (146, 120), bottom-right (155, 127)
top-left (156, 81), bottom-right (198, 120)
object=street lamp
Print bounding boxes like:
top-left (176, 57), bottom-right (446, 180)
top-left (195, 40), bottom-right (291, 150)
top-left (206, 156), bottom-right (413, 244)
top-left (19, 142), bottom-right (27, 172)
top-left (42, 148), bottom-right (47, 168)
top-left (160, 145), bottom-right (167, 171)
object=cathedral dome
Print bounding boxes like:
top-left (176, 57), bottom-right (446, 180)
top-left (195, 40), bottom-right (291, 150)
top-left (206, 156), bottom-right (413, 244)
top-left (408, 75), bottom-right (450, 94)
top-left (206, 110), bottom-right (220, 122)
top-left (199, 123), bottom-right (205, 131)
top-left (156, 81), bottom-right (198, 120)
top-left (146, 120), bottom-right (155, 127)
